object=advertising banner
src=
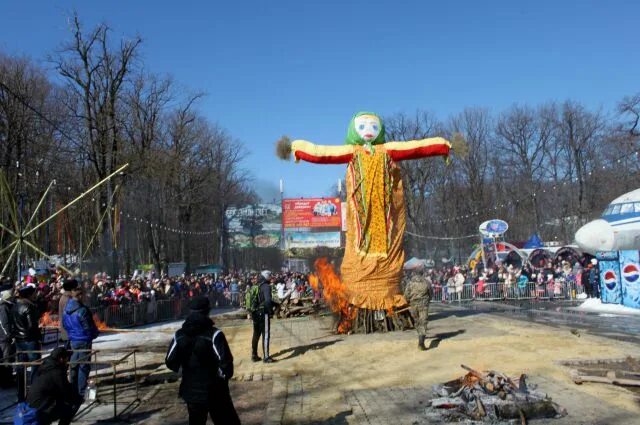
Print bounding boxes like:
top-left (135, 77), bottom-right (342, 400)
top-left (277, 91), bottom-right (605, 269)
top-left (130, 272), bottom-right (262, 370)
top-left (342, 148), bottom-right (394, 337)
top-left (619, 250), bottom-right (640, 309)
top-left (598, 251), bottom-right (622, 304)
top-left (283, 198), bottom-right (342, 229)
top-left (225, 204), bottom-right (282, 248)
top-left (284, 231), bottom-right (341, 249)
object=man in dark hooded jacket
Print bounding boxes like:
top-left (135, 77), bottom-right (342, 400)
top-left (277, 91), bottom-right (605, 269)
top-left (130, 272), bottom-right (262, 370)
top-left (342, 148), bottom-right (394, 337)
top-left (165, 296), bottom-right (240, 425)
top-left (251, 270), bottom-right (276, 363)
top-left (23, 347), bottom-right (80, 425)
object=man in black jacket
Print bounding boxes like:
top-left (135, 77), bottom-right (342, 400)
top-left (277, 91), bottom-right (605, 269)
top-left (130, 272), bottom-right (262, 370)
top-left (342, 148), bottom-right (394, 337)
top-left (251, 270), bottom-right (276, 363)
top-left (165, 296), bottom-right (240, 425)
top-left (0, 285), bottom-right (15, 387)
top-left (23, 347), bottom-right (80, 425)
top-left (12, 284), bottom-right (42, 401)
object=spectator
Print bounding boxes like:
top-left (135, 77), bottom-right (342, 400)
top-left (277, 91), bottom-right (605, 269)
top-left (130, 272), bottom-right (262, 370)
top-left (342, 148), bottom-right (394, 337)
top-left (13, 284), bottom-right (42, 401)
top-left (251, 271), bottom-right (276, 364)
top-left (0, 285), bottom-right (15, 388)
top-left (58, 279), bottom-right (78, 347)
top-left (165, 296), bottom-right (240, 425)
top-left (21, 347), bottom-right (81, 425)
top-left (62, 285), bottom-right (99, 400)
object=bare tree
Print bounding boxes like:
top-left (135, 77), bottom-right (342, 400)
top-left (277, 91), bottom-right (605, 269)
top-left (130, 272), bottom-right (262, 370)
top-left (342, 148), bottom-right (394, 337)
top-left (52, 14), bottom-right (141, 264)
top-left (553, 101), bottom-right (606, 223)
top-left (496, 104), bottom-right (552, 233)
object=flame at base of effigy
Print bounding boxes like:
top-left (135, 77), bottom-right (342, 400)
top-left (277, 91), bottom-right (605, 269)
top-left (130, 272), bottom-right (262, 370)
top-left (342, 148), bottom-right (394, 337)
top-left (310, 257), bottom-right (414, 334)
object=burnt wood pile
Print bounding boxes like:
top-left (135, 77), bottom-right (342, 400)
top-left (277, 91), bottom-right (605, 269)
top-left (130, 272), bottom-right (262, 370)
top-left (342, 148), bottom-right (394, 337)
top-left (426, 365), bottom-right (567, 423)
top-left (349, 307), bottom-right (414, 333)
top-left (275, 296), bottom-right (320, 318)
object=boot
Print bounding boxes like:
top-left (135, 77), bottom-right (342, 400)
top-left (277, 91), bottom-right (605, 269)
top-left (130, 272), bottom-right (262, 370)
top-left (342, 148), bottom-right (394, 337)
top-left (418, 335), bottom-right (427, 351)
top-left (251, 353), bottom-right (261, 362)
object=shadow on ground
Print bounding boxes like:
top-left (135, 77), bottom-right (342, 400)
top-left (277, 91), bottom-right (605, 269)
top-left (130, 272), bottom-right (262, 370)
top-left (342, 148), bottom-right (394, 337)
top-left (295, 410), bottom-right (351, 425)
top-left (427, 329), bottom-right (466, 350)
top-left (271, 339), bottom-right (343, 361)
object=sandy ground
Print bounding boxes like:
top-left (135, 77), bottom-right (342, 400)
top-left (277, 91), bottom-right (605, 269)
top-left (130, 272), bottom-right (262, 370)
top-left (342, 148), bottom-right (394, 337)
top-left (2, 305), bottom-right (639, 424)
top-left (225, 306), bottom-right (640, 424)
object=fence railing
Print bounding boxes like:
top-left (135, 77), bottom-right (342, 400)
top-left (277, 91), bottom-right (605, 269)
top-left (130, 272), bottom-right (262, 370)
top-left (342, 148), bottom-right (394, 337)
top-left (89, 292), bottom-right (221, 329)
top-left (432, 280), bottom-right (585, 303)
top-left (70, 280), bottom-right (584, 330)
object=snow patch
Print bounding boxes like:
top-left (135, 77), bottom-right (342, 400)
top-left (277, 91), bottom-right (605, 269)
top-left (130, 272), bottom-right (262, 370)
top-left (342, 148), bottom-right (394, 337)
top-left (93, 318), bottom-right (188, 350)
top-left (577, 298), bottom-right (640, 315)
top-left (92, 308), bottom-right (246, 350)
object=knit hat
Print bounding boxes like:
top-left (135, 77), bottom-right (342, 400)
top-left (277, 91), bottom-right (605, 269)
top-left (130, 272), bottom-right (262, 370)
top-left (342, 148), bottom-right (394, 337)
top-left (261, 270), bottom-right (272, 280)
top-left (49, 347), bottom-right (71, 362)
top-left (189, 296), bottom-right (210, 312)
top-left (62, 279), bottom-right (79, 291)
top-left (18, 283), bottom-right (36, 298)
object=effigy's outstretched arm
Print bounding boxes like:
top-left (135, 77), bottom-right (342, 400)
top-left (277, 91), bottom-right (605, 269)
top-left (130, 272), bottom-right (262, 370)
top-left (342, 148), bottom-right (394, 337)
top-left (291, 140), bottom-right (355, 164)
top-left (383, 137), bottom-right (451, 162)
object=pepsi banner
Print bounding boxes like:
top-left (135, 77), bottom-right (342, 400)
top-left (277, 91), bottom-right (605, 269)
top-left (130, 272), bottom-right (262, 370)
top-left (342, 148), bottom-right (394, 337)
top-left (599, 252), bottom-right (622, 304)
top-left (619, 250), bottom-right (640, 309)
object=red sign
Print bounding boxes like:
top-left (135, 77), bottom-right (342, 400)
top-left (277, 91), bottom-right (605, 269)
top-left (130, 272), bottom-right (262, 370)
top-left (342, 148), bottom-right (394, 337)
top-left (283, 198), bottom-right (342, 229)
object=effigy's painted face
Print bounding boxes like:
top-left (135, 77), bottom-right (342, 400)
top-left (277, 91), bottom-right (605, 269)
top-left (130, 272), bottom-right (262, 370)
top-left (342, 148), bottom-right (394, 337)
top-left (354, 115), bottom-right (381, 144)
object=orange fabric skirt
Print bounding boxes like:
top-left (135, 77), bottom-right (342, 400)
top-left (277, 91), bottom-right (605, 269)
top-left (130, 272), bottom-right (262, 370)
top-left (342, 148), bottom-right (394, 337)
top-left (340, 149), bottom-right (407, 310)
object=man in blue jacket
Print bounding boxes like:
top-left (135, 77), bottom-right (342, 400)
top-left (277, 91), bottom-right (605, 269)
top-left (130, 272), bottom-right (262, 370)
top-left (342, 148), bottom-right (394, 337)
top-left (62, 285), bottom-right (99, 400)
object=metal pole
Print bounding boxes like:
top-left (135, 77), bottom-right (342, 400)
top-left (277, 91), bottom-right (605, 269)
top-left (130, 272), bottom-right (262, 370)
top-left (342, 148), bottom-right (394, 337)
top-left (480, 235), bottom-right (486, 271)
top-left (280, 178), bottom-right (285, 260)
top-left (79, 226), bottom-right (83, 276)
top-left (17, 194), bottom-right (24, 283)
top-left (113, 364), bottom-right (117, 418)
top-left (25, 163), bottom-right (129, 237)
top-left (23, 179), bottom-right (55, 232)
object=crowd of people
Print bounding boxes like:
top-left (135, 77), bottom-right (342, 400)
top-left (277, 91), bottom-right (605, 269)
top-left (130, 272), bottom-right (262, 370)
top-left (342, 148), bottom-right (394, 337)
top-left (1, 257), bottom-right (605, 424)
top-left (0, 269), bottom-right (316, 315)
top-left (415, 256), bottom-right (601, 301)
top-left (0, 268), bottom-right (316, 425)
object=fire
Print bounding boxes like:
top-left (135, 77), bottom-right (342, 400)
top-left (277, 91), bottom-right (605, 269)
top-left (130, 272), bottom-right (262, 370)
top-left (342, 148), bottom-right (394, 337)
top-left (38, 312), bottom-right (108, 330)
top-left (93, 314), bottom-right (109, 330)
top-left (312, 257), bottom-right (356, 334)
top-left (39, 311), bottom-right (59, 328)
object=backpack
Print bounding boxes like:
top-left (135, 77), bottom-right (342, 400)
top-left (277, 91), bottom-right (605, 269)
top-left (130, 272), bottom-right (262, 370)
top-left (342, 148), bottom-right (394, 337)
top-left (14, 402), bottom-right (39, 425)
top-left (245, 285), bottom-right (262, 313)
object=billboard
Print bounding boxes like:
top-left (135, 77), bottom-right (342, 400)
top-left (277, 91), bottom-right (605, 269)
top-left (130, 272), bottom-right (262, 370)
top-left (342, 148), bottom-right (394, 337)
top-left (282, 197), bottom-right (343, 249)
top-left (225, 204), bottom-right (282, 248)
top-left (620, 250), bottom-right (640, 309)
top-left (284, 231), bottom-right (341, 249)
top-left (283, 198), bottom-right (342, 229)
top-left (598, 251), bottom-right (622, 304)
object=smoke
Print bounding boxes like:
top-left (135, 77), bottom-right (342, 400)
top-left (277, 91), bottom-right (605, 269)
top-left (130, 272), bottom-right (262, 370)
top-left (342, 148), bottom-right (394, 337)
top-left (253, 179), bottom-right (280, 203)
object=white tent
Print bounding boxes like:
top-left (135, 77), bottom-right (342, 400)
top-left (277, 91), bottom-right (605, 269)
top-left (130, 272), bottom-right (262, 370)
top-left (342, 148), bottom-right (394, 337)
top-left (404, 257), bottom-right (428, 270)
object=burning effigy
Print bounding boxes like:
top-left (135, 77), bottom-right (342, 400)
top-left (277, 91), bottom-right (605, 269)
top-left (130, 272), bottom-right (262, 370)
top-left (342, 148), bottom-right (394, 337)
top-left (278, 112), bottom-right (451, 332)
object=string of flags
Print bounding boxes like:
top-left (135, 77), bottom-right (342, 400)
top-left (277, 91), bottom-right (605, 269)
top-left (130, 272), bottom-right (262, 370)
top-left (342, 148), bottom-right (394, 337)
top-left (118, 210), bottom-right (216, 236)
top-left (405, 231), bottom-right (478, 240)
top-left (429, 149), bottom-right (640, 225)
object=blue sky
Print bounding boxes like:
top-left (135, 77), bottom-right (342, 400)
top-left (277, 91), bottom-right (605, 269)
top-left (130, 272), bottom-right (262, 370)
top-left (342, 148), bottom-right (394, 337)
top-left (1, 0), bottom-right (638, 200)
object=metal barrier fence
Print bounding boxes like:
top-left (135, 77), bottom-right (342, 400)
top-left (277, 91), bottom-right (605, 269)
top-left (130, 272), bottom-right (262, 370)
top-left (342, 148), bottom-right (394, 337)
top-left (90, 292), bottom-right (216, 329)
top-left (432, 280), bottom-right (585, 303)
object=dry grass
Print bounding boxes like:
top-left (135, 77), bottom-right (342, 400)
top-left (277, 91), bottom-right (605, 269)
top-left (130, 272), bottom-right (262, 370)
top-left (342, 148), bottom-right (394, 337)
top-left (275, 136), bottom-right (292, 160)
